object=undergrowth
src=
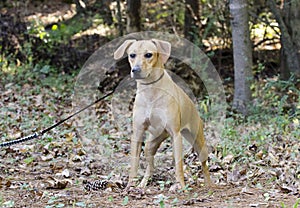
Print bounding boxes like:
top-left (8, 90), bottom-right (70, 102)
top-left (219, 76), bottom-right (299, 162)
top-left (0, 62), bottom-right (77, 144)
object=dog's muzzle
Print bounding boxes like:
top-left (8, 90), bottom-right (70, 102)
top-left (131, 65), bottom-right (144, 79)
top-left (132, 65), bottom-right (141, 73)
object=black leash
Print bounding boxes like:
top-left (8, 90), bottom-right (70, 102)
top-left (0, 89), bottom-right (115, 148)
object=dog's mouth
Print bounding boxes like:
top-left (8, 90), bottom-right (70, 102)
top-left (132, 72), bottom-right (150, 80)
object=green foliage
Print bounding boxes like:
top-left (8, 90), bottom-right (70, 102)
top-left (27, 19), bottom-right (85, 44)
top-left (0, 41), bottom-right (70, 85)
top-left (171, 197), bottom-right (179, 205)
top-left (154, 194), bottom-right (169, 208)
top-left (74, 201), bottom-right (86, 207)
top-left (250, 12), bottom-right (280, 42)
top-left (144, 0), bottom-right (185, 30)
top-left (2, 200), bottom-right (15, 208)
top-left (201, 1), bottom-right (231, 44)
top-left (158, 180), bottom-right (171, 191)
top-left (0, 42), bottom-right (34, 77)
top-left (122, 196), bottom-right (129, 205)
top-left (293, 199), bottom-right (300, 208)
top-left (108, 196), bottom-right (114, 202)
top-left (27, 20), bottom-right (48, 40)
top-left (0, 61), bottom-right (76, 149)
top-left (280, 198), bottom-right (300, 208)
top-left (23, 157), bottom-right (34, 165)
top-left (0, 16), bottom-right (90, 74)
top-left (180, 184), bottom-right (193, 193)
top-left (219, 76), bottom-right (299, 164)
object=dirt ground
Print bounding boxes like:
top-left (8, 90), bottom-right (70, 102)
top-left (0, 153), bottom-right (297, 207)
top-left (0, 113), bottom-right (299, 208)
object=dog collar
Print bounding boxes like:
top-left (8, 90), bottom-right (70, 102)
top-left (140, 72), bottom-right (164, 85)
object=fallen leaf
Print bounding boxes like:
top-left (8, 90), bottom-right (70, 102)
top-left (255, 150), bottom-right (264, 159)
top-left (227, 167), bottom-right (241, 184)
top-left (249, 204), bottom-right (259, 207)
top-left (72, 155), bottom-right (83, 162)
top-left (41, 154), bottom-right (54, 161)
top-left (223, 154), bottom-right (234, 164)
top-left (241, 186), bottom-right (254, 195)
top-left (80, 167), bottom-right (91, 176)
top-left (77, 148), bottom-right (86, 156)
top-left (61, 169), bottom-right (70, 178)
top-left (45, 176), bottom-right (70, 189)
top-left (278, 183), bottom-right (297, 194)
top-left (65, 132), bottom-right (73, 142)
top-left (209, 164), bottom-right (222, 172)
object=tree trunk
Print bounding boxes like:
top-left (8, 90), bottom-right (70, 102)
top-left (116, 0), bottom-right (124, 36)
top-left (230, 0), bottom-right (253, 115)
top-left (269, 0), bottom-right (300, 80)
top-left (126, 0), bottom-right (141, 33)
top-left (184, 0), bottom-right (200, 44)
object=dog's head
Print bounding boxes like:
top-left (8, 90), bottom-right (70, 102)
top-left (114, 39), bottom-right (171, 80)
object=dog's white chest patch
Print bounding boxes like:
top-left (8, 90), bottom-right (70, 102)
top-left (135, 91), bottom-right (169, 135)
top-left (144, 106), bottom-right (168, 136)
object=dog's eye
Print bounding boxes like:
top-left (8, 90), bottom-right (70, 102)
top-left (129, 54), bottom-right (136, 59)
top-left (144, 53), bottom-right (153, 58)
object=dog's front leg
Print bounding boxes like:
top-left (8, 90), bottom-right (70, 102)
top-left (139, 131), bottom-right (168, 188)
top-left (127, 128), bottom-right (144, 188)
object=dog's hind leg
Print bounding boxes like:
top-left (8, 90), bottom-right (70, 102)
top-left (193, 122), bottom-right (211, 186)
top-left (172, 132), bottom-right (186, 189)
top-left (181, 122), bottom-right (211, 186)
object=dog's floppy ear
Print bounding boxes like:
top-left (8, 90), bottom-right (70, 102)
top-left (114, 39), bottom-right (136, 60)
top-left (151, 39), bottom-right (171, 64)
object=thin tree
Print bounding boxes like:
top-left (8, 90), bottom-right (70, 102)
top-left (116, 0), bottom-right (124, 36)
top-left (268, 0), bottom-right (300, 80)
top-left (230, 0), bottom-right (253, 115)
top-left (184, 0), bottom-right (200, 44)
top-left (126, 0), bottom-right (141, 33)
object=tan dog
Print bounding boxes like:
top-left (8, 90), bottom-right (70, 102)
top-left (114, 39), bottom-right (211, 189)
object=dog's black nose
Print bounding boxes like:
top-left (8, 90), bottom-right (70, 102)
top-left (132, 66), bottom-right (141, 73)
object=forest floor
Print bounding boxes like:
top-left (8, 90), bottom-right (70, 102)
top-left (0, 73), bottom-right (299, 207)
top-left (1, 1), bottom-right (299, 207)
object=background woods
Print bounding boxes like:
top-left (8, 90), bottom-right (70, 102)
top-left (0, 0), bottom-right (299, 207)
